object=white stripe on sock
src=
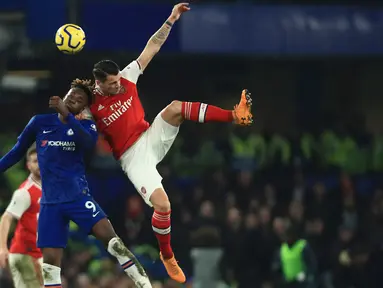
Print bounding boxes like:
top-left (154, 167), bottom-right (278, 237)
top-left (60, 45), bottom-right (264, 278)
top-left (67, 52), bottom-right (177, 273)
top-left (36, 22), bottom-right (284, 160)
top-left (198, 103), bottom-right (208, 123)
top-left (152, 226), bottom-right (171, 235)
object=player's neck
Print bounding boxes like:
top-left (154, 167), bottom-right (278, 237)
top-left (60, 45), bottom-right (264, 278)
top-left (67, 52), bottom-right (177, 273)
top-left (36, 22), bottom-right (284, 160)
top-left (95, 85), bottom-right (107, 96)
top-left (30, 174), bottom-right (41, 186)
top-left (95, 84), bottom-right (114, 97)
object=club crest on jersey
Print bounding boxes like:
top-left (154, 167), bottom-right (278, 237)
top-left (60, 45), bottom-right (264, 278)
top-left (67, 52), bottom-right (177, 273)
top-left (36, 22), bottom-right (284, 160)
top-left (119, 86), bottom-right (126, 94)
top-left (67, 129), bottom-right (74, 136)
top-left (98, 104), bottom-right (104, 111)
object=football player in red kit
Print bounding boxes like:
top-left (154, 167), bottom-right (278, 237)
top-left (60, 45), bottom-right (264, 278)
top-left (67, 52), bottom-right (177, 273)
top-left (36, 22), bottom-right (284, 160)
top-left (90, 3), bottom-right (253, 283)
top-left (0, 144), bottom-right (43, 288)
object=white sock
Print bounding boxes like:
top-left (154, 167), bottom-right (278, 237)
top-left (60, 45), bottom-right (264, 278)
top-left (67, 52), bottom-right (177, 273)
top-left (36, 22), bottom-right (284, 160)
top-left (107, 237), bottom-right (147, 281)
top-left (42, 263), bottom-right (61, 286)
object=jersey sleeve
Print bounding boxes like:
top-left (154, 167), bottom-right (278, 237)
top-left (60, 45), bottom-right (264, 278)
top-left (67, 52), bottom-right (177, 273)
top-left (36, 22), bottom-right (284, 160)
top-left (120, 60), bottom-right (143, 84)
top-left (0, 116), bottom-right (37, 172)
top-left (66, 113), bottom-right (98, 149)
top-left (5, 188), bottom-right (31, 219)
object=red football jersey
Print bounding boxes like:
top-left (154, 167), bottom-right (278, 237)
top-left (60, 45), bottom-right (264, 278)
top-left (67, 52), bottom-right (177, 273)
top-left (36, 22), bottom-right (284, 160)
top-left (8, 176), bottom-right (42, 258)
top-left (91, 61), bottom-right (149, 159)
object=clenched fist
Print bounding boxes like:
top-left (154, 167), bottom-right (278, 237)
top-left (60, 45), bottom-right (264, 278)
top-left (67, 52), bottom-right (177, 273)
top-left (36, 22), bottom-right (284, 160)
top-left (170, 3), bottom-right (190, 22)
top-left (49, 96), bottom-right (70, 118)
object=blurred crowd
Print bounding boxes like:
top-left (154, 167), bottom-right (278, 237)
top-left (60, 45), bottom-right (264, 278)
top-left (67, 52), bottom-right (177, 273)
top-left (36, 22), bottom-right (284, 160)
top-left (1, 124), bottom-right (383, 288)
top-left (1, 0), bottom-right (383, 286)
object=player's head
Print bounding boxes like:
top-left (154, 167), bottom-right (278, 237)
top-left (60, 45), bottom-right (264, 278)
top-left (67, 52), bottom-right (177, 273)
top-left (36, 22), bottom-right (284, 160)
top-left (26, 143), bottom-right (40, 178)
top-left (92, 60), bottom-right (121, 95)
top-left (63, 79), bottom-right (93, 115)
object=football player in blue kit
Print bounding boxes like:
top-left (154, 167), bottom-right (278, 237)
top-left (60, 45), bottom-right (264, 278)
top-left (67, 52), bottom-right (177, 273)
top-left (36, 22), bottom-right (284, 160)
top-left (0, 79), bottom-right (152, 288)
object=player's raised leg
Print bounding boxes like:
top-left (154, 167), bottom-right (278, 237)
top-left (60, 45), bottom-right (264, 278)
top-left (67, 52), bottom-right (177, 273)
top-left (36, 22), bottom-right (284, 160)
top-left (145, 90), bottom-right (253, 283)
top-left (71, 194), bottom-right (151, 287)
top-left (92, 219), bottom-right (151, 287)
top-left (161, 89), bottom-right (253, 127)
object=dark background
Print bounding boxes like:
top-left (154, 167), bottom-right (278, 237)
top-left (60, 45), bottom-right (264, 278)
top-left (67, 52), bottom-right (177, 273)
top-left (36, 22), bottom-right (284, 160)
top-left (1, 1), bottom-right (383, 287)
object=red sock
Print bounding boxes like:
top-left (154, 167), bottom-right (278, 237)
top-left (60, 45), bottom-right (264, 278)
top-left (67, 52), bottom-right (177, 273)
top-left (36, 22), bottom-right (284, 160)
top-left (181, 102), bottom-right (233, 123)
top-left (152, 210), bottom-right (173, 259)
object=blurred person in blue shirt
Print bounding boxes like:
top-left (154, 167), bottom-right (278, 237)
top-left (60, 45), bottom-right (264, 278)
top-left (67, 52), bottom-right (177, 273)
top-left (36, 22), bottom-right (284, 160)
top-left (0, 79), bottom-right (151, 288)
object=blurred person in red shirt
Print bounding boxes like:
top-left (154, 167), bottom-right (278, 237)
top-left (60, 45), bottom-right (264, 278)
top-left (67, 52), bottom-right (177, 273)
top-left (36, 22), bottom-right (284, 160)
top-left (0, 144), bottom-right (43, 287)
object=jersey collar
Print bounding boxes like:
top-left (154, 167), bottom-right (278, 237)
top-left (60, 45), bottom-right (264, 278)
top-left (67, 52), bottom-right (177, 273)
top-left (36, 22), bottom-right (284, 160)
top-left (94, 83), bottom-right (124, 97)
top-left (29, 175), bottom-right (42, 188)
top-left (94, 85), bottom-right (105, 96)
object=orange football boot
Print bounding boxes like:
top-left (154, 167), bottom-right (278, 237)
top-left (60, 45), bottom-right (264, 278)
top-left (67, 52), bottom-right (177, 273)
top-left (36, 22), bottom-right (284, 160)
top-left (160, 253), bottom-right (186, 283)
top-left (233, 89), bottom-right (253, 126)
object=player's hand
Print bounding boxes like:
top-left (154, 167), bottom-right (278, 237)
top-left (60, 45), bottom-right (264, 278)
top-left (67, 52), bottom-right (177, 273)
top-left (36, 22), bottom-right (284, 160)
top-left (0, 248), bottom-right (9, 268)
top-left (49, 96), bottom-right (70, 118)
top-left (170, 3), bottom-right (190, 21)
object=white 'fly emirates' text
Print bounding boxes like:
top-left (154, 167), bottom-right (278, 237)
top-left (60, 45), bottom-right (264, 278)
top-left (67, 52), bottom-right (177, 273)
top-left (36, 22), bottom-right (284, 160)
top-left (102, 97), bottom-right (133, 126)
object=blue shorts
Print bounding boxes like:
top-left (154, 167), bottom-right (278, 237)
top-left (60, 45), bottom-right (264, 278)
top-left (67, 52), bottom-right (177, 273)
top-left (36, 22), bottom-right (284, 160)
top-left (37, 193), bottom-right (107, 248)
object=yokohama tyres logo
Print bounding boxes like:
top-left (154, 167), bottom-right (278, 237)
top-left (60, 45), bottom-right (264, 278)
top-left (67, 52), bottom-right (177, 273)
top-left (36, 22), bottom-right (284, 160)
top-left (41, 140), bottom-right (76, 151)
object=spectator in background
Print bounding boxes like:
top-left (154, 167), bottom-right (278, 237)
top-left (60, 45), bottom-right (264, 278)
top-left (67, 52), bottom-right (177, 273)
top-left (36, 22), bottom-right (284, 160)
top-left (288, 201), bottom-right (305, 234)
top-left (304, 217), bottom-right (329, 283)
top-left (263, 184), bottom-right (278, 212)
top-left (291, 171), bottom-right (307, 203)
top-left (332, 224), bottom-right (369, 288)
top-left (223, 207), bottom-right (243, 285)
top-left (273, 225), bottom-right (318, 288)
top-left (306, 182), bottom-right (328, 220)
top-left (190, 226), bottom-right (226, 288)
top-left (272, 217), bottom-right (288, 244)
top-left (235, 170), bottom-right (255, 211)
top-left (237, 212), bottom-right (264, 287)
top-left (193, 200), bottom-right (220, 229)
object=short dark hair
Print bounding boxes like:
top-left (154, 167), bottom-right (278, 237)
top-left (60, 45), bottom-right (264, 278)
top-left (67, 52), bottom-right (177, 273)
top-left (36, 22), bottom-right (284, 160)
top-left (71, 78), bottom-right (94, 104)
top-left (27, 143), bottom-right (37, 159)
top-left (92, 60), bottom-right (120, 82)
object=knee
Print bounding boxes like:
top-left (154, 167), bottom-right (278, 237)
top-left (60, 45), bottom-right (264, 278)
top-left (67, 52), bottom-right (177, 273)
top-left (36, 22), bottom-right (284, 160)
top-left (42, 249), bottom-right (61, 267)
top-left (91, 218), bottom-right (118, 247)
top-left (99, 234), bottom-right (116, 248)
top-left (161, 100), bottom-right (183, 126)
top-left (43, 255), bottom-right (55, 266)
top-left (150, 189), bottom-right (171, 212)
top-left (165, 100), bottom-right (182, 117)
top-left (153, 200), bottom-right (171, 212)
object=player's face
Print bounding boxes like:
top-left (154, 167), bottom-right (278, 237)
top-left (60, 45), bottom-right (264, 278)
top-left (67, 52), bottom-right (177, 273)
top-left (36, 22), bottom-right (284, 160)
top-left (27, 153), bottom-right (40, 178)
top-left (97, 73), bottom-right (121, 95)
top-left (63, 88), bottom-right (88, 115)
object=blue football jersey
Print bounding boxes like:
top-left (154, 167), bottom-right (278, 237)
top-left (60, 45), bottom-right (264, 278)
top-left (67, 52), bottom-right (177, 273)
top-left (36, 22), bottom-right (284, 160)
top-left (0, 113), bottom-right (98, 204)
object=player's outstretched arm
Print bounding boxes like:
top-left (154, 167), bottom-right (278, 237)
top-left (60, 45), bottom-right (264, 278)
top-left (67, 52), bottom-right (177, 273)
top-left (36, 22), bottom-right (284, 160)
top-left (136, 3), bottom-right (190, 71)
top-left (0, 117), bottom-right (37, 172)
